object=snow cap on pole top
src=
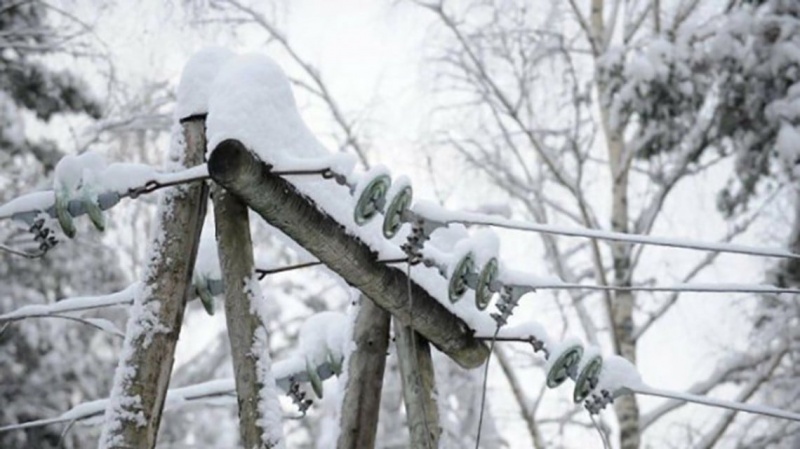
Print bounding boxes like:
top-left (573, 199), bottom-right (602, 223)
top-left (176, 46), bottom-right (235, 120)
top-left (205, 52), bottom-right (358, 176)
top-left (207, 53), bottom-right (327, 162)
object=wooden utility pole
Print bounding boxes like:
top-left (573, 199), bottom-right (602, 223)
top-left (395, 321), bottom-right (441, 449)
top-left (336, 296), bottom-right (391, 449)
top-left (99, 117), bottom-right (208, 449)
top-left (213, 179), bottom-right (284, 448)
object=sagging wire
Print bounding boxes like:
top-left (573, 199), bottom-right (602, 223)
top-left (589, 413), bottom-right (611, 449)
top-left (474, 330), bottom-right (498, 449)
top-left (420, 209), bottom-right (800, 260)
top-left (475, 286), bottom-right (528, 448)
top-left (403, 219), bottom-right (436, 448)
top-left (255, 257), bottom-right (408, 280)
top-left (58, 419), bottom-right (77, 449)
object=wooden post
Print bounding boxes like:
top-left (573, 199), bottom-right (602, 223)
top-left (99, 117), bottom-right (208, 449)
top-left (337, 296), bottom-right (391, 449)
top-left (395, 320), bottom-right (441, 448)
top-left (213, 180), bottom-right (284, 448)
top-left (207, 139), bottom-right (488, 369)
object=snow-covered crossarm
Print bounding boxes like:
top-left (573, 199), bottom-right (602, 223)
top-left (410, 202), bottom-right (800, 260)
top-left (207, 139), bottom-right (489, 369)
top-left (0, 356), bottom-right (340, 434)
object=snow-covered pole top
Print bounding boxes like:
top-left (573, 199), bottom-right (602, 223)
top-left (206, 53), bottom-right (355, 175)
top-left (207, 53), bottom-right (310, 159)
top-left (175, 47), bottom-right (235, 121)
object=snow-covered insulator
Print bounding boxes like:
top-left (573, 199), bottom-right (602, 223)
top-left (475, 257), bottom-right (498, 310)
top-left (193, 276), bottom-right (215, 316)
top-left (490, 284), bottom-right (532, 327)
top-left (573, 354), bottom-right (603, 403)
top-left (54, 191), bottom-right (76, 239)
top-left (353, 169), bottom-right (391, 226)
top-left (79, 175), bottom-right (106, 232)
top-left (306, 358), bottom-right (324, 399)
top-left (401, 220), bottom-right (424, 263)
top-left (29, 216), bottom-right (58, 254)
top-left (448, 251), bottom-right (475, 303)
top-left (327, 351), bottom-right (344, 375)
top-left (81, 193), bottom-right (106, 232)
top-left (286, 381), bottom-right (313, 416)
top-left (585, 389), bottom-right (614, 415)
top-left (382, 177), bottom-right (412, 239)
top-left (545, 341), bottom-right (584, 388)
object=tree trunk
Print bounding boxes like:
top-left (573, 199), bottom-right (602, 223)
top-left (605, 112), bottom-right (640, 449)
top-left (207, 138), bottom-right (488, 369)
top-left (395, 319), bottom-right (441, 449)
top-left (99, 117), bottom-right (208, 449)
top-left (337, 296), bottom-right (391, 449)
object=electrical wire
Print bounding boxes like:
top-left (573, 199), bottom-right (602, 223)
top-left (474, 327), bottom-right (499, 449)
top-left (406, 262), bottom-right (436, 448)
top-left (424, 211), bottom-right (800, 260)
top-left (515, 282), bottom-right (800, 295)
top-left (629, 384), bottom-right (800, 423)
top-left (589, 413), bottom-right (611, 449)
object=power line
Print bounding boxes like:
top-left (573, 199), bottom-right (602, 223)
top-left (406, 207), bottom-right (800, 260)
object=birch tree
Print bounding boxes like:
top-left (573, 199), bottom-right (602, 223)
top-left (415, 0), bottom-right (800, 447)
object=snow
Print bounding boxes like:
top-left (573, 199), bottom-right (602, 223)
top-left (297, 311), bottom-right (349, 368)
top-left (0, 283), bottom-right (138, 321)
top-left (591, 355), bottom-right (643, 398)
top-left (54, 153), bottom-right (87, 194)
top-left (575, 345), bottom-right (601, 374)
top-left (0, 191), bottom-right (53, 219)
top-left (543, 336), bottom-right (583, 375)
top-left (0, 161), bottom-right (207, 222)
top-left (0, 91), bottom-right (24, 146)
top-left (352, 165), bottom-right (390, 199)
top-left (327, 295), bottom-right (360, 446)
top-left (99, 283), bottom-right (164, 447)
top-left (1, 349), bottom-right (348, 433)
top-left (252, 327), bottom-right (287, 449)
top-left (194, 231), bottom-right (222, 282)
top-left (412, 199), bottom-right (455, 224)
top-left (61, 398), bottom-right (108, 422)
top-left (206, 52), bottom-right (356, 180)
top-left (495, 321), bottom-right (552, 348)
top-left (775, 122), bottom-right (800, 169)
top-left (468, 228), bottom-right (500, 267)
top-left (203, 52), bottom-right (504, 336)
top-left (176, 47), bottom-right (235, 119)
top-left (244, 273), bottom-right (286, 449)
